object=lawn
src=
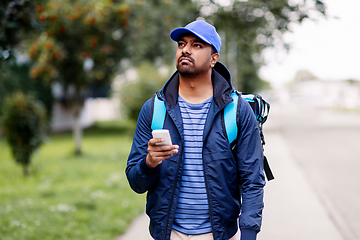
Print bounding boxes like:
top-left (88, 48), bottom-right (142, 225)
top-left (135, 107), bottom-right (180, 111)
top-left (0, 120), bottom-right (146, 240)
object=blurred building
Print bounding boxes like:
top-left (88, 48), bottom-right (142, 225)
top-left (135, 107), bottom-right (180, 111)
top-left (51, 98), bottom-right (121, 132)
top-left (270, 70), bottom-right (360, 110)
top-left (50, 83), bottom-right (121, 132)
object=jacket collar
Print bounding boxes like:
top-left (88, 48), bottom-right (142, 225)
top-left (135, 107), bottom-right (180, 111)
top-left (158, 62), bottom-right (234, 110)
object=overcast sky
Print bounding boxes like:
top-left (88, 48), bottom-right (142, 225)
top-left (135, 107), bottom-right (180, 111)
top-left (259, 0), bottom-right (360, 87)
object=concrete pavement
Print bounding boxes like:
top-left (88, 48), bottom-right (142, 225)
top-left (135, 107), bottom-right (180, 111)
top-left (258, 131), bottom-right (343, 239)
top-left (117, 104), bottom-right (345, 240)
top-left (117, 212), bottom-right (151, 240)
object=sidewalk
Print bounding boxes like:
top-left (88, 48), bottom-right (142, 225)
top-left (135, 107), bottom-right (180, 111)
top-left (118, 117), bottom-right (344, 240)
top-left (257, 131), bottom-right (343, 240)
top-left (116, 212), bottom-right (151, 240)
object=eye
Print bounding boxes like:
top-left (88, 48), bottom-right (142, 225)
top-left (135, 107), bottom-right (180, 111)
top-left (178, 42), bottom-right (185, 47)
top-left (194, 43), bottom-right (202, 48)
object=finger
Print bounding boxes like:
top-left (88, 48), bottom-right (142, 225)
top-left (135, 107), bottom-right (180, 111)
top-left (150, 148), bottom-right (178, 161)
top-left (148, 145), bottom-right (178, 153)
top-left (157, 147), bottom-right (178, 155)
top-left (149, 138), bottom-right (164, 146)
top-left (151, 150), bottom-right (175, 159)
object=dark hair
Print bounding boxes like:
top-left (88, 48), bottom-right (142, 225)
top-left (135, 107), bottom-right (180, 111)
top-left (211, 46), bottom-right (217, 55)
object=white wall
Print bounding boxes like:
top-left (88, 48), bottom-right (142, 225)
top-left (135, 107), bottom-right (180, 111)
top-left (50, 98), bottom-right (121, 132)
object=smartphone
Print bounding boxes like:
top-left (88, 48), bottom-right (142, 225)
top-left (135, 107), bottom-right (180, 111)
top-left (152, 129), bottom-right (172, 146)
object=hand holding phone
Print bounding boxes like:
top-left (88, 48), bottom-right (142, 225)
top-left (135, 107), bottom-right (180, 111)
top-left (147, 129), bottom-right (178, 168)
top-left (152, 129), bottom-right (172, 145)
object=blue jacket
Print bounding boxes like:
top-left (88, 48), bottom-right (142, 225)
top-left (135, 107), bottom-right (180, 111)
top-left (126, 62), bottom-right (265, 240)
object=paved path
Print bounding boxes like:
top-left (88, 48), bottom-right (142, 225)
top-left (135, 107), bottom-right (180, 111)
top-left (116, 213), bottom-right (151, 240)
top-left (118, 103), bottom-right (347, 240)
top-left (258, 129), bottom-right (343, 239)
top-left (269, 104), bottom-right (360, 240)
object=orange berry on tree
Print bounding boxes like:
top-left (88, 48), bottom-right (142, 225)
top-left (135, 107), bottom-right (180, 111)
top-left (101, 45), bottom-right (111, 54)
top-left (90, 36), bottom-right (98, 48)
top-left (58, 25), bottom-right (66, 33)
top-left (87, 17), bottom-right (96, 25)
top-left (74, 5), bottom-right (81, 12)
top-left (50, 15), bottom-right (58, 21)
top-left (119, 6), bottom-right (130, 14)
top-left (121, 18), bottom-right (129, 27)
top-left (38, 13), bottom-right (47, 22)
top-left (45, 42), bottom-right (54, 50)
top-left (36, 6), bottom-right (44, 13)
top-left (31, 67), bottom-right (40, 78)
top-left (69, 15), bottom-right (78, 21)
top-left (52, 50), bottom-right (61, 58)
top-left (29, 48), bottom-right (36, 57)
top-left (82, 51), bottom-right (92, 59)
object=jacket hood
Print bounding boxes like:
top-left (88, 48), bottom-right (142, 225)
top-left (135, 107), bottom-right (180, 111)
top-left (213, 61), bottom-right (231, 84)
top-left (159, 61), bottom-right (234, 109)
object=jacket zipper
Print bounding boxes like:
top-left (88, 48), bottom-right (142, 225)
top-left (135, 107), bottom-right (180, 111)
top-left (202, 156), bottom-right (215, 237)
top-left (163, 145), bottom-right (184, 240)
top-left (202, 111), bottom-right (220, 239)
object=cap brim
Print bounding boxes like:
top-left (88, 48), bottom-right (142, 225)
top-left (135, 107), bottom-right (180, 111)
top-left (170, 28), bottom-right (212, 46)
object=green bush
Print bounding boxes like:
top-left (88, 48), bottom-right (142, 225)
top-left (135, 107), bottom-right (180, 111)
top-left (119, 62), bottom-right (169, 121)
top-left (1, 92), bottom-right (47, 176)
top-left (0, 62), bottom-right (54, 118)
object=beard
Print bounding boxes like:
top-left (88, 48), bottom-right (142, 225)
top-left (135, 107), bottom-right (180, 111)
top-left (176, 54), bottom-right (209, 77)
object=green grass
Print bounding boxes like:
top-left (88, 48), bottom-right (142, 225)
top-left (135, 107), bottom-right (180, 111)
top-left (0, 120), bottom-right (146, 240)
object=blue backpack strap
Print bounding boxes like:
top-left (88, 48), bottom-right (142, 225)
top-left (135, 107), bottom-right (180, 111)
top-left (224, 92), bottom-right (239, 144)
top-left (151, 94), bottom-right (166, 130)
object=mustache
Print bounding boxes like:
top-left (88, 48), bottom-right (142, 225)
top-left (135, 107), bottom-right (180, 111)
top-left (178, 54), bottom-right (194, 63)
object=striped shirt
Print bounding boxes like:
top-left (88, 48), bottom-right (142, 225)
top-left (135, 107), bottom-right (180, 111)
top-left (172, 95), bottom-right (213, 235)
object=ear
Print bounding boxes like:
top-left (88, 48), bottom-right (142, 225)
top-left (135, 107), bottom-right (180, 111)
top-left (210, 53), bottom-right (219, 68)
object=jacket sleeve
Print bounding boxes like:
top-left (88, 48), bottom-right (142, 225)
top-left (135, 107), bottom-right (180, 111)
top-left (125, 98), bottom-right (160, 194)
top-left (235, 97), bottom-right (266, 240)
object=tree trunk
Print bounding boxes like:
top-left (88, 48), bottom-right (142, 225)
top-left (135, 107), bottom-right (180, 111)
top-left (224, 26), bottom-right (229, 68)
top-left (236, 38), bottom-right (243, 91)
top-left (72, 104), bottom-right (83, 156)
top-left (22, 164), bottom-right (29, 177)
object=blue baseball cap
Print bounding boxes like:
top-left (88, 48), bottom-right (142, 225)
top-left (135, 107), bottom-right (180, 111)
top-left (170, 20), bottom-right (221, 54)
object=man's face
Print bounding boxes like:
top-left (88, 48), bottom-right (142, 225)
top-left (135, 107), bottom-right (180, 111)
top-left (175, 34), bottom-right (217, 77)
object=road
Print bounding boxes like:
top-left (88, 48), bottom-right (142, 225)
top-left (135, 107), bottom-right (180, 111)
top-left (260, 103), bottom-right (360, 240)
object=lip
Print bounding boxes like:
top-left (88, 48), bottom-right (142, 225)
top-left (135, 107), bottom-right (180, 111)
top-left (179, 57), bottom-right (193, 64)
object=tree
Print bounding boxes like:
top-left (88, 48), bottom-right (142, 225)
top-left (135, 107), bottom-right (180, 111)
top-left (28, 0), bottom-right (130, 155)
top-left (124, 0), bottom-right (326, 93)
top-left (117, 0), bottom-right (326, 120)
top-left (1, 92), bottom-right (47, 177)
top-left (111, 0), bottom-right (199, 121)
top-left (119, 62), bottom-right (169, 121)
top-left (0, 0), bottom-right (36, 64)
top-left (203, 0), bottom-right (326, 92)
top-left (125, 0), bottom-right (199, 67)
top-left (0, 61), bottom-right (54, 118)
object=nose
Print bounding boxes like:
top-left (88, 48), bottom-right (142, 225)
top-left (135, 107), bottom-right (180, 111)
top-left (182, 43), bottom-right (191, 55)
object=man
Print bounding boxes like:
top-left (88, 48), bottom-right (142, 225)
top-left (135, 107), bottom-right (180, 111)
top-left (126, 20), bottom-right (265, 240)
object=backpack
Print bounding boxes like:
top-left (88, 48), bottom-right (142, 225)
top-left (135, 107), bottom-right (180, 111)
top-left (150, 91), bottom-right (274, 181)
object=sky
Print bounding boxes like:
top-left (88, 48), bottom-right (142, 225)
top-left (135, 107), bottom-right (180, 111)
top-left (259, 0), bottom-right (360, 87)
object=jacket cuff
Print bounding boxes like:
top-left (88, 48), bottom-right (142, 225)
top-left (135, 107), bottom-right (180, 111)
top-left (140, 158), bottom-right (159, 176)
top-left (240, 228), bottom-right (257, 240)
